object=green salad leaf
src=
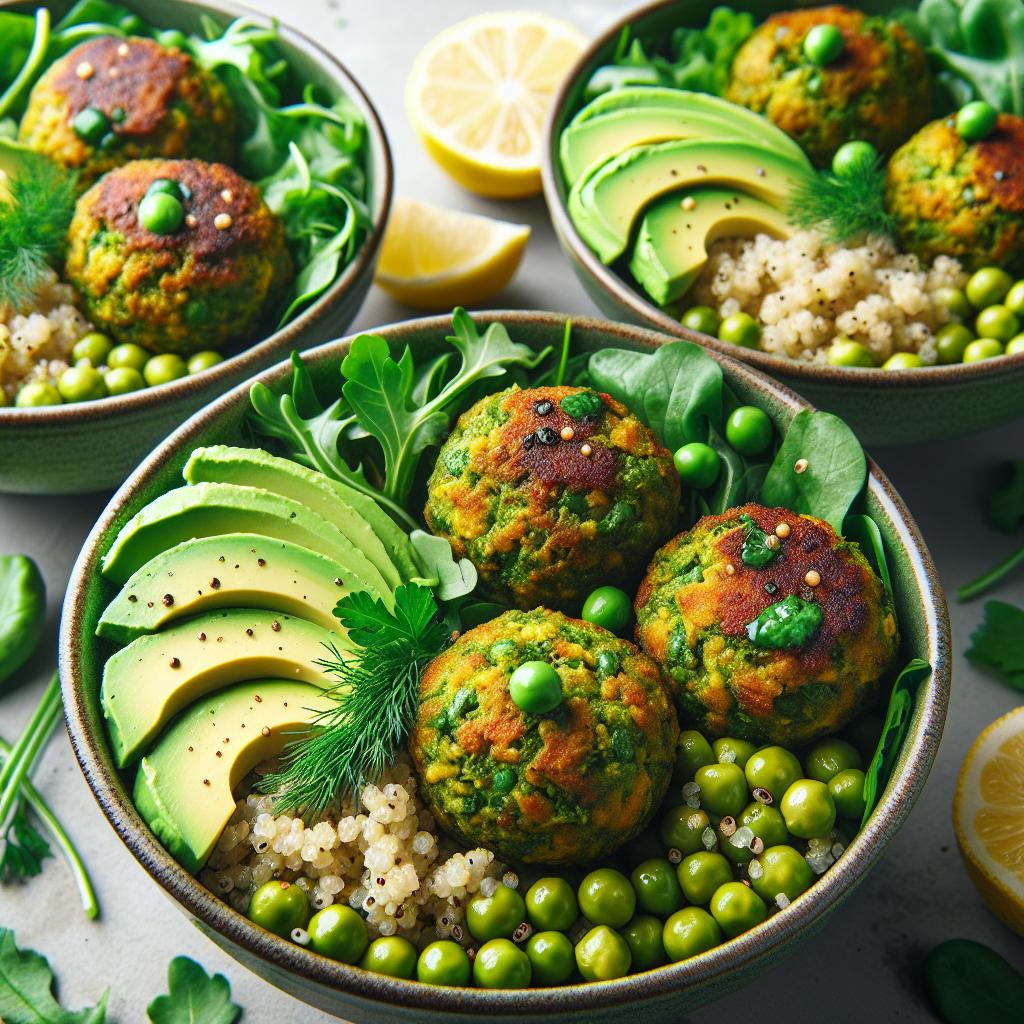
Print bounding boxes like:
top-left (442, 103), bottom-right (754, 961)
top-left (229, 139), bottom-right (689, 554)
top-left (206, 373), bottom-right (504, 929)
top-left (965, 600), bottom-right (1024, 689)
top-left (760, 410), bottom-right (867, 533)
top-left (843, 513), bottom-right (893, 597)
top-left (0, 928), bottom-right (108, 1024)
top-left (146, 957), bottom-right (240, 1024)
top-left (408, 531), bottom-right (478, 602)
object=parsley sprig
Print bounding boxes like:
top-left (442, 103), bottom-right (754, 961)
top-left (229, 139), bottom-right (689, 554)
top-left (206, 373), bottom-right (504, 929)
top-left (966, 601), bottom-right (1024, 690)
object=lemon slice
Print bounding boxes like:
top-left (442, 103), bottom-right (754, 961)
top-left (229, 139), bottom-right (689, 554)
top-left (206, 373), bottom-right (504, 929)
top-left (406, 11), bottom-right (587, 198)
top-left (374, 197), bottom-right (530, 309)
top-left (953, 705), bottom-right (1024, 935)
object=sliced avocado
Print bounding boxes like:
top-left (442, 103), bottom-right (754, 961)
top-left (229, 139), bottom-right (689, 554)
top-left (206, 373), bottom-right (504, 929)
top-left (102, 609), bottom-right (349, 767)
top-left (133, 680), bottom-right (332, 873)
top-left (100, 481), bottom-right (391, 598)
top-left (182, 446), bottom-right (415, 588)
top-left (630, 188), bottom-right (795, 305)
top-left (97, 533), bottom-right (374, 644)
top-left (0, 138), bottom-right (44, 203)
top-left (568, 139), bottom-right (809, 264)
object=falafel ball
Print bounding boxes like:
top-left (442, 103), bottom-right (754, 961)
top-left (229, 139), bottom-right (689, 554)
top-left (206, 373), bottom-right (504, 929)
top-left (726, 6), bottom-right (930, 166)
top-left (65, 159), bottom-right (293, 354)
top-left (635, 503), bottom-right (898, 746)
top-left (409, 608), bottom-right (679, 864)
top-left (886, 113), bottom-right (1024, 273)
top-left (423, 386), bottom-right (680, 611)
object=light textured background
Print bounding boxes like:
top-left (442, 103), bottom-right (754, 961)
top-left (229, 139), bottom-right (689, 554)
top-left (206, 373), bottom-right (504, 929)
top-left (2, 1), bottom-right (1023, 1020)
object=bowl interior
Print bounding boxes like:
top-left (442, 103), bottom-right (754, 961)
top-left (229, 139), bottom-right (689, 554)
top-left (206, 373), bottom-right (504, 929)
top-left (61, 313), bottom-right (949, 1020)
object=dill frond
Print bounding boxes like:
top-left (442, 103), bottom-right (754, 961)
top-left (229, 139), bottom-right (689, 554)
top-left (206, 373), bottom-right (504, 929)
top-left (787, 162), bottom-right (895, 244)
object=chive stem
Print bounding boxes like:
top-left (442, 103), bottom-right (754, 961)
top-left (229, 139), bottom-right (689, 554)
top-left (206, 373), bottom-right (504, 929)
top-left (959, 542), bottom-right (1024, 602)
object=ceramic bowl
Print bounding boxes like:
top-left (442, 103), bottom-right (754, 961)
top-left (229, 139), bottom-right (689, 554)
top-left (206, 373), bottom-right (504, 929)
top-left (0, 0), bottom-right (391, 495)
top-left (60, 312), bottom-right (950, 1022)
top-left (540, 0), bottom-right (1024, 446)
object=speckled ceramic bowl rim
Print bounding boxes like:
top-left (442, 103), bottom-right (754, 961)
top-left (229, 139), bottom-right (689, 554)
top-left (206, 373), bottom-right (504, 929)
top-left (0, 0), bottom-right (392, 425)
top-left (60, 312), bottom-right (950, 1017)
top-left (539, 0), bottom-right (1024, 389)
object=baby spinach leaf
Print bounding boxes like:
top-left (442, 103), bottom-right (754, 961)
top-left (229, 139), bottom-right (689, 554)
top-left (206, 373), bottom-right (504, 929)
top-left (588, 341), bottom-right (723, 451)
top-left (860, 658), bottom-right (932, 827)
top-left (704, 425), bottom-right (747, 514)
top-left (146, 956), bottom-right (240, 1024)
top-left (0, 555), bottom-right (45, 688)
top-left (760, 410), bottom-right (866, 532)
top-left (844, 513), bottom-right (893, 597)
top-left (408, 531), bottom-right (478, 602)
top-left (0, 928), bottom-right (108, 1024)
top-left (965, 600), bottom-right (1024, 689)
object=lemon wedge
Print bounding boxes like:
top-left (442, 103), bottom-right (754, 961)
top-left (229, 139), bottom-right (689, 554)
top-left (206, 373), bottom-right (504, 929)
top-left (953, 705), bottom-right (1024, 935)
top-left (374, 197), bottom-right (530, 309)
top-left (406, 11), bottom-right (587, 198)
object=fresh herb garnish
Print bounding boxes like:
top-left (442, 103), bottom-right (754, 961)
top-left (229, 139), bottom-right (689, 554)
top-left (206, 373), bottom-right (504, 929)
top-left (740, 514), bottom-right (780, 568)
top-left (0, 554), bottom-right (46, 688)
top-left (147, 956), bottom-right (241, 1024)
top-left (787, 159), bottom-right (895, 244)
top-left (264, 584), bottom-right (448, 815)
top-left (965, 601), bottom-right (1024, 689)
top-left (745, 594), bottom-right (823, 649)
top-left (987, 459), bottom-right (1024, 533)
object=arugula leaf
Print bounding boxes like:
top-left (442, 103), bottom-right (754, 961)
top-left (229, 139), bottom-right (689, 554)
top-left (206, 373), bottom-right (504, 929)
top-left (146, 957), bottom-right (240, 1024)
top-left (588, 341), bottom-right (724, 451)
top-left (965, 601), bottom-right (1024, 689)
top-left (760, 410), bottom-right (866, 532)
top-left (0, 928), bottom-right (108, 1024)
top-left (408, 531), bottom-right (478, 602)
top-left (987, 459), bottom-right (1024, 533)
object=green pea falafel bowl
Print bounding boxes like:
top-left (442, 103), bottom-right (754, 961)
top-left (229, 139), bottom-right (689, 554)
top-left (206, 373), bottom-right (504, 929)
top-left (540, 0), bottom-right (1024, 445)
top-left (0, 0), bottom-right (391, 493)
top-left (60, 310), bottom-right (949, 1021)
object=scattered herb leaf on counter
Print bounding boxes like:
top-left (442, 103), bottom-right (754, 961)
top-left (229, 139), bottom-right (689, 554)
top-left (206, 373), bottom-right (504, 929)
top-left (264, 584), bottom-right (449, 814)
top-left (959, 543), bottom-right (1024, 600)
top-left (923, 938), bottom-right (1024, 1024)
top-left (787, 159), bottom-right (895, 244)
top-left (0, 927), bottom-right (108, 1024)
top-left (146, 956), bottom-right (241, 1024)
top-left (0, 554), bottom-right (46, 687)
top-left (965, 601), bottom-right (1024, 689)
top-left (761, 410), bottom-right (867, 533)
top-left (986, 459), bottom-right (1024, 532)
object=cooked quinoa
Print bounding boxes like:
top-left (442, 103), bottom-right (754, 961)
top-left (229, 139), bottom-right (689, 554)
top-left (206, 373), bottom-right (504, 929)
top-left (0, 269), bottom-right (93, 402)
top-left (690, 230), bottom-right (966, 364)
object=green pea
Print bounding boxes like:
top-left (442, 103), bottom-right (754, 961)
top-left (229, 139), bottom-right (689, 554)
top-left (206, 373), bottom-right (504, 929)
top-left (525, 877), bottom-right (578, 932)
top-left (578, 868), bottom-right (636, 928)
top-left (104, 366), bottom-right (145, 396)
top-left (525, 931), bottom-right (574, 985)
top-left (247, 880), bottom-right (308, 938)
top-left (745, 746), bottom-right (802, 803)
top-left (963, 338), bottom-right (1004, 362)
top-left (681, 305), bottom-right (720, 336)
top-left (725, 406), bottom-right (773, 457)
top-left (71, 331), bottom-right (113, 366)
top-left (71, 106), bottom-right (110, 144)
top-left (508, 660), bottom-right (562, 714)
top-left (1006, 334), bottom-right (1024, 355)
top-left (956, 100), bottom-right (998, 143)
top-left (749, 845), bottom-right (814, 904)
top-left (57, 364), bottom-right (107, 403)
top-left (739, 803), bottom-right (789, 849)
top-left (829, 768), bottom-right (867, 819)
top-left (466, 883), bottom-right (527, 942)
top-left (975, 304), bottom-right (1020, 342)
top-left (718, 312), bottom-right (761, 348)
top-left (492, 767), bottom-right (516, 793)
top-left (674, 729), bottom-right (715, 784)
top-left (882, 352), bottom-right (924, 370)
top-left (360, 936), bottom-right (417, 979)
top-left (630, 858), bottom-right (684, 918)
top-left (805, 738), bottom-right (862, 783)
top-left (473, 938), bottom-right (531, 989)
top-left (108, 342), bottom-right (150, 372)
top-left (709, 881), bottom-right (767, 938)
top-left (694, 762), bottom-right (747, 817)
top-left (581, 586), bottom-right (632, 634)
top-left (146, 177), bottom-right (185, 202)
top-left (826, 337), bottom-right (875, 367)
top-left (416, 939), bottom-right (471, 986)
top-left (663, 907), bottom-right (722, 962)
top-left (575, 925), bottom-right (632, 982)
top-left (966, 267), bottom-right (1012, 309)
top-left (933, 286), bottom-right (972, 320)
top-left (622, 914), bottom-right (667, 971)
top-left (661, 806), bottom-right (711, 856)
top-left (803, 23), bottom-right (845, 65)
top-left (15, 381), bottom-right (62, 407)
top-left (712, 737), bottom-right (756, 770)
top-left (677, 852), bottom-right (732, 906)
top-left (1004, 281), bottom-right (1024, 316)
top-left (138, 191), bottom-right (184, 235)
top-left (187, 350), bottom-right (223, 374)
top-left (673, 442), bottom-right (720, 489)
top-left (780, 779), bottom-right (836, 839)
top-left (117, 12), bottom-right (145, 32)
top-left (143, 353), bottom-right (188, 386)
top-left (156, 28), bottom-right (188, 49)
top-left (935, 323), bottom-right (974, 365)
top-left (923, 938), bottom-right (1024, 1024)
top-left (831, 141), bottom-right (877, 177)
top-left (307, 905), bottom-right (368, 963)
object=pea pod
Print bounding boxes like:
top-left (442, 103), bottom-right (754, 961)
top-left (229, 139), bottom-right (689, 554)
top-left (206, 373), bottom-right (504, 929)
top-left (0, 555), bottom-right (46, 686)
top-left (924, 938), bottom-right (1024, 1023)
